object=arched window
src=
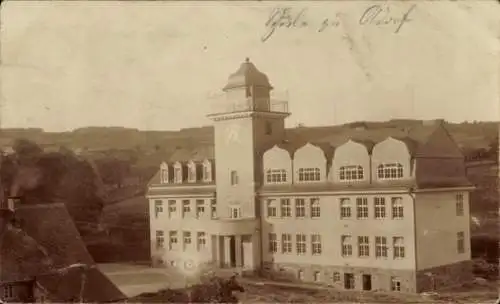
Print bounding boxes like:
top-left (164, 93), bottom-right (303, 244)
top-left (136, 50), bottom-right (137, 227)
top-left (160, 162), bottom-right (169, 184)
top-left (377, 163), bottom-right (404, 180)
top-left (339, 165), bottom-right (364, 181)
top-left (202, 160), bottom-right (212, 182)
top-left (173, 162), bottom-right (183, 183)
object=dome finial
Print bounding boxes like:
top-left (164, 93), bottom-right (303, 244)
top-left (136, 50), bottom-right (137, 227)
top-left (245, 57), bottom-right (250, 63)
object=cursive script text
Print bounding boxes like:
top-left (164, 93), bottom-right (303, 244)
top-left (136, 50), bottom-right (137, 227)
top-left (261, 7), bottom-right (309, 42)
top-left (359, 4), bottom-right (416, 33)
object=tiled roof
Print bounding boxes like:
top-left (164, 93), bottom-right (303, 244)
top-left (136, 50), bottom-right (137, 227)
top-left (168, 145), bottom-right (215, 163)
top-left (36, 266), bottom-right (126, 303)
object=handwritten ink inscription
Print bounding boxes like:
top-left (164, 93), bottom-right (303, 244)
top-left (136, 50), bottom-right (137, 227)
top-left (261, 4), bottom-right (416, 42)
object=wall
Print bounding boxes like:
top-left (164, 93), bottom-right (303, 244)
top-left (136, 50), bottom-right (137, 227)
top-left (414, 191), bottom-right (471, 270)
top-left (330, 140), bottom-right (371, 184)
top-left (262, 146), bottom-right (292, 184)
top-left (293, 144), bottom-right (327, 182)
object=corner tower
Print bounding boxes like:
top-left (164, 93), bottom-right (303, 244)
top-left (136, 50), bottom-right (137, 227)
top-left (207, 58), bottom-right (290, 220)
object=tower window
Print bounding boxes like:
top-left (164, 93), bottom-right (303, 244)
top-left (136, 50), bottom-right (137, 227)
top-left (230, 170), bottom-right (238, 185)
top-left (265, 121), bottom-right (272, 135)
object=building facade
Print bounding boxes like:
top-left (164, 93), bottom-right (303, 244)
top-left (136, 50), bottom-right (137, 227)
top-left (146, 59), bottom-right (474, 293)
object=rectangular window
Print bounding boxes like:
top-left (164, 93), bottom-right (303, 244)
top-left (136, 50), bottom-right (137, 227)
top-left (340, 198), bottom-right (351, 219)
top-left (339, 165), bottom-right (364, 181)
top-left (182, 200), bottom-right (191, 217)
top-left (296, 234), bottom-right (306, 255)
top-left (168, 200), bottom-right (177, 218)
top-left (2, 285), bottom-right (14, 300)
top-left (210, 199), bottom-right (217, 218)
top-left (154, 200), bottom-right (163, 218)
top-left (295, 198), bottom-right (306, 217)
top-left (393, 237), bottom-right (405, 258)
top-left (298, 168), bottom-right (321, 182)
top-left (341, 235), bottom-right (353, 257)
top-left (161, 168), bottom-right (169, 184)
top-left (356, 197), bottom-right (368, 219)
top-left (156, 230), bottom-right (165, 249)
top-left (168, 231), bottom-right (178, 250)
top-left (230, 206), bottom-right (241, 219)
top-left (375, 236), bottom-right (388, 258)
top-left (266, 169), bottom-right (287, 183)
top-left (333, 272), bottom-right (341, 282)
top-left (197, 232), bottom-right (206, 251)
top-left (188, 166), bottom-right (196, 182)
top-left (230, 170), bottom-right (238, 185)
top-left (268, 233), bottom-right (278, 253)
top-left (391, 197), bottom-right (404, 219)
top-left (183, 231), bottom-right (192, 250)
top-left (374, 197), bottom-right (386, 219)
top-left (280, 199), bottom-right (291, 217)
top-left (313, 271), bottom-right (321, 282)
top-left (391, 277), bottom-right (401, 291)
top-left (456, 193), bottom-right (464, 216)
top-left (174, 167), bottom-right (182, 183)
top-left (457, 232), bottom-right (465, 254)
top-left (203, 164), bottom-right (211, 181)
top-left (310, 198), bottom-right (321, 218)
top-left (282, 233), bottom-right (292, 254)
top-left (311, 234), bottom-right (322, 255)
top-left (267, 199), bottom-right (277, 217)
top-left (358, 236), bottom-right (369, 257)
top-left (196, 200), bottom-right (205, 218)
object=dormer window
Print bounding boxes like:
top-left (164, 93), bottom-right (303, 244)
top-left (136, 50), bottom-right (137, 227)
top-left (160, 162), bottom-right (169, 184)
top-left (377, 163), bottom-right (404, 180)
top-left (174, 162), bottom-right (183, 184)
top-left (187, 161), bottom-right (197, 183)
top-left (298, 168), bottom-right (321, 182)
top-left (339, 165), bottom-right (364, 181)
top-left (266, 169), bottom-right (287, 183)
top-left (203, 160), bottom-right (212, 182)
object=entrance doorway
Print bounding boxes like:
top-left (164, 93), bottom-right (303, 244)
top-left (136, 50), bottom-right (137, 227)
top-left (229, 236), bottom-right (236, 267)
top-left (344, 273), bottom-right (355, 290)
top-left (362, 274), bottom-right (372, 291)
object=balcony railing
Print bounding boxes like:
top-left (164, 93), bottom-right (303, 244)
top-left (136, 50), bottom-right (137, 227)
top-left (207, 91), bottom-right (290, 114)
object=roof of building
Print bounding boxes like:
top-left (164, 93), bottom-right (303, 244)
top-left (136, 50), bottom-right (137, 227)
top-left (168, 145), bottom-right (215, 163)
top-left (223, 58), bottom-right (273, 91)
top-left (35, 266), bottom-right (126, 303)
top-left (0, 202), bottom-right (126, 302)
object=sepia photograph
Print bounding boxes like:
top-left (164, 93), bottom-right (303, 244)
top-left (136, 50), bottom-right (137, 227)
top-left (0, 0), bottom-right (499, 303)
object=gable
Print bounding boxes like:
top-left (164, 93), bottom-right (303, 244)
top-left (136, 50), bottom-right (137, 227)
top-left (416, 125), bottom-right (464, 158)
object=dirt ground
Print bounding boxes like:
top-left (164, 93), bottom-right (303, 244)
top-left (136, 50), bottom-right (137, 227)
top-left (99, 263), bottom-right (499, 303)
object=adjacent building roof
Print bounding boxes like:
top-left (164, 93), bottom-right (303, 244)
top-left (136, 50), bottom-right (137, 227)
top-left (223, 58), bottom-right (273, 91)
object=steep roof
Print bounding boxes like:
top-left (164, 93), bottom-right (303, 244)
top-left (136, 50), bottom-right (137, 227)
top-left (223, 58), bottom-right (272, 91)
top-left (168, 145), bottom-right (215, 163)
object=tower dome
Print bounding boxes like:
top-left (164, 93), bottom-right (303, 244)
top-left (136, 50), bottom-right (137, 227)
top-left (223, 58), bottom-right (273, 91)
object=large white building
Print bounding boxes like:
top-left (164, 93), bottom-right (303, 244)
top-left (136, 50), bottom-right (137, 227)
top-left (146, 58), bottom-right (474, 293)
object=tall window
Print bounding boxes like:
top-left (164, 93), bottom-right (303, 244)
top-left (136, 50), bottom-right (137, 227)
top-left (375, 236), bottom-right (388, 258)
top-left (313, 271), bottom-right (321, 282)
top-left (187, 163), bottom-right (196, 182)
top-left (374, 197), bottom-right (386, 219)
top-left (341, 235), bottom-right (352, 257)
top-left (154, 200), bottom-right (163, 219)
top-left (174, 164), bottom-right (182, 183)
top-left (265, 121), bottom-right (273, 135)
top-left (169, 231), bottom-right (178, 250)
top-left (230, 170), bottom-right (239, 185)
top-left (267, 199), bottom-right (277, 217)
top-left (182, 200), bottom-right (191, 217)
top-left (298, 168), bottom-right (321, 182)
top-left (311, 234), bottom-right (322, 255)
top-left (203, 160), bottom-right (212, 182)
top-left (391, 197), bottom-right (404, 219)
top-left (296, 234), bottom-right (306, 255)
top-left (358, 236), bottom-right (369, 257)
top-left (156, 230), bottom-right (164, 249)
top-left (266, 169), bottom-right (287, 183)
top-left (310, 198), bottom-right (321, 218)
top-left (377, 163), bottom-right (404, 179)
top-left (456, 193), bottom-right (464, 216)
top-left (197, 232), bottom-right (206, 251)
top-left (196, 200), bottom-right (205, 218)
top-left (356, 197), bottom-right (368, 219)
top-left (161, 167), bottom-right (169, 184)
top-left (295, 199), bottom-right (306, 217)
top-left (457, 232), bottom-right (465, 254)
top-left (340, 198), bottom-right (351, 219)
top-left (230, 206), bottom-right (241, 219)
top-left (268, 233), bottom-right (278, 253)
top-left (391, 277), bottom-right (402, 291)
top-left (339, 165), bottom-right (364, 181)
top-left (183, 232), bottom-right (192, 250)
top-left (210, 199), bottom-right (217, 218)
top-left (282, 233), bottom-right (292, 253)
top-left (280, 199), bottom-right (291, 217)
top-left (168, 200), bottom-right (177, 218)
top-left (393, 237), bottom-right (405, 258)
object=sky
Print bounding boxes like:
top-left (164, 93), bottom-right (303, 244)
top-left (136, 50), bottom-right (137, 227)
top-left (1, 1), bottom-right (499, 132)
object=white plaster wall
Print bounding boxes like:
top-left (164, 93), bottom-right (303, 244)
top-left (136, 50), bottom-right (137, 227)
top-left (371, 137), bottom-right (413, 182)
top-left (293, 143), bottom-right (327, 182)
top-left (263, 145), bottom-right (293, 184)
top-left (414, 191), bottom-right (471, 270)
top-left (330, 140), bottom-right (371, 183)
top-left (260, 192), bottom-right (416, 270)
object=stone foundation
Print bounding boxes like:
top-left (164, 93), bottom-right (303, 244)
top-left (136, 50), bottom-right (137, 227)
top-left (416, 260), bottom-right (473, 292)
top-left (261, 262), bottom-right (417, 293)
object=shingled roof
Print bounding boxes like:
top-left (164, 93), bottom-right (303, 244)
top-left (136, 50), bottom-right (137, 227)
top-left (0, 202), bottom-right (126, 302)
